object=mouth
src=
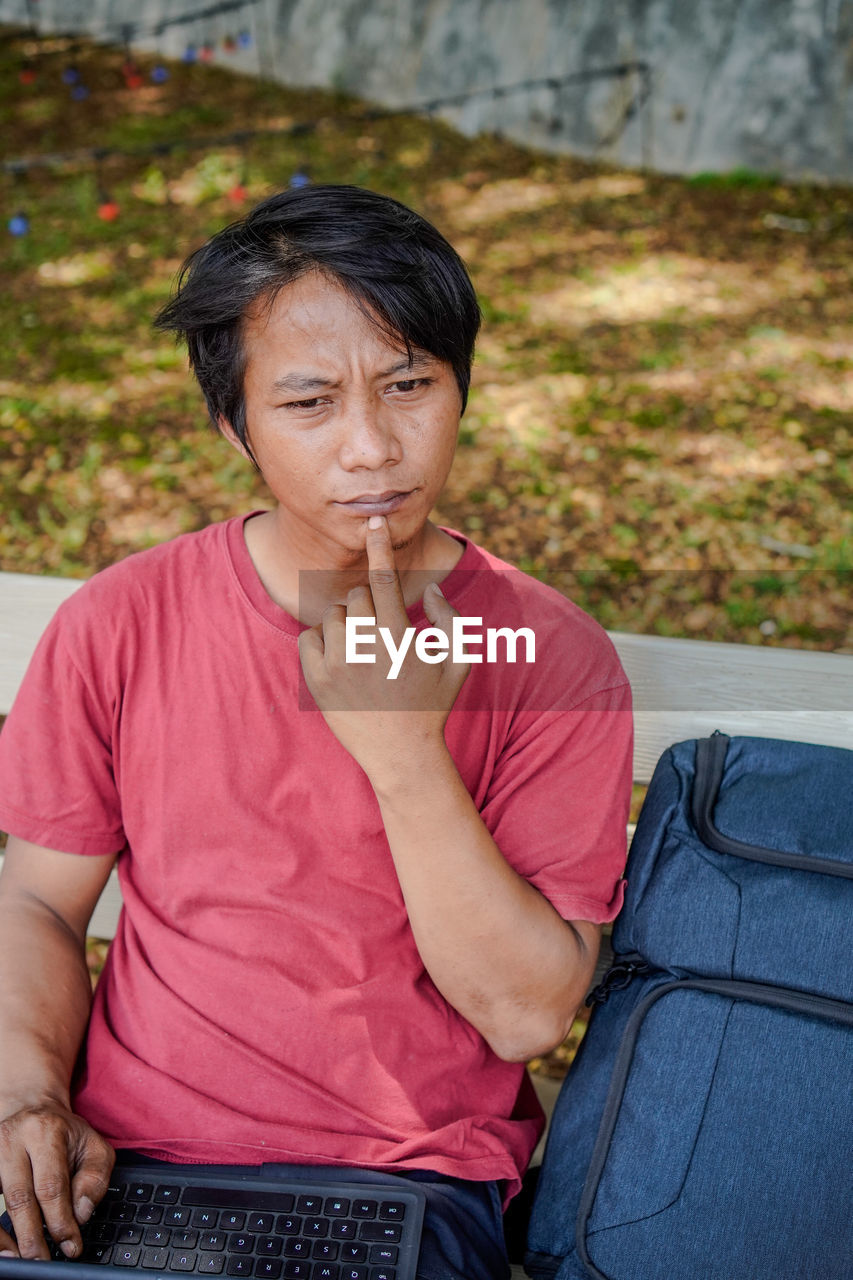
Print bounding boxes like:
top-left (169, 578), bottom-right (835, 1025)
top-left (335, 490), bottom-right (415, 516)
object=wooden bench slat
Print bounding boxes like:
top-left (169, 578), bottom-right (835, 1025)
top-left (0, 571), bottom-right (85, 713)
top-left (609, 632), bottom-right (852, 780)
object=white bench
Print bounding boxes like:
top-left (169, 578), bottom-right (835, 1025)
top-left (2, 568), bottom-right (852, 1276)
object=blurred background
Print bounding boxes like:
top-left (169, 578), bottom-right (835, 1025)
top-left (1, 0), bottom-right (851, 647)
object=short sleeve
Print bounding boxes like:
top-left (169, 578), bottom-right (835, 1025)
top-left (0, 596), bottom-right (126, 856)
top-left (479, 681), bottom-right (633, 925)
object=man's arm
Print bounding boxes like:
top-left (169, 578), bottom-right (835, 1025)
top-left (0, 837), bottom-right (117, 1260)
top-left (299, 517), bottom-right (606, 1063)
top-left (371, 752), bottom-right (601, 1062)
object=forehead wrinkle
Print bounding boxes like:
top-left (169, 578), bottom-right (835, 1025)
top-left (380, 351), bottom-right (440, 377)
top-left (270, 350), bottom-right (440, 393)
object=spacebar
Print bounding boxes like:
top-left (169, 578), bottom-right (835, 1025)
top-left (181, 1186), bottom-right (295, 1210)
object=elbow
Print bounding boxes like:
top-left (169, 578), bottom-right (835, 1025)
top-left (485, 1008), bottom-right (576, 1064)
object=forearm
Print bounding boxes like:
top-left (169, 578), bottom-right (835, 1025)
top-left (371, 741), bottom-right (598, 1062)
top-left (0, 892), bottom-right (93, 1112)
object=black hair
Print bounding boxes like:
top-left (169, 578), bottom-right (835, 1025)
top-left (154, 184), bottom-right (481, 465)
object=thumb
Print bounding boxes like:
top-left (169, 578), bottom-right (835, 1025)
top-left (69, 1131), bottom-right (115, 1224)
top-left (422, 581), bottom-right (456, 630)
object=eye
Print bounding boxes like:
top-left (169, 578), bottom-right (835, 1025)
top-left (281, 397), bottom-right (324, 411)
top-left (389, 377), bottom-right (432, 394)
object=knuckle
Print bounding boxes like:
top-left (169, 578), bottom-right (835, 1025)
top-left (82, 1170), bottom-right (111, 1201)
top-left (3, 1186), bottom-right (35, 1213)
top-left (369, 569), bottom-right (397, 588)
top-left (33, 1174), bottom-right (68, 1205)
top-left (18, 1234), bottom-right (48, 1260)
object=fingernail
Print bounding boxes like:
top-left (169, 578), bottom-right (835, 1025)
top-left (367, 515), bottom-right (382, 529)
top-left (61, 1240), bottom-right (79, 1258)
top-left (75, 1196), bottom-right (95, 1223)
top-left (0, 1251), bottom-right (18, 1258)
top-left (428, 582), bottom-right (444, 598)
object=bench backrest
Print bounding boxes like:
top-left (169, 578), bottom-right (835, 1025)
top-left (3, 568), bottom-right (853, 938)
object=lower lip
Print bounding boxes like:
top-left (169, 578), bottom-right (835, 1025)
top-left (337, 492), bottom-right (413, 516)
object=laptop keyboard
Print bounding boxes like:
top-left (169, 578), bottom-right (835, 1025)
top-left (38, 1169), bottom-right (425, 1280)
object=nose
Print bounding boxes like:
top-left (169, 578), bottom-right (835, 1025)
top-left (338, 400), bottom-right (403, 470)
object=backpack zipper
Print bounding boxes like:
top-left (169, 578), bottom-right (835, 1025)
top-left (575, 974), bottom-right (853, 1280)
top-left (692, 733), bottom-right (853, 879)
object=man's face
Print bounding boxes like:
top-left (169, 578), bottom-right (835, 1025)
top-left (233, 271), bottom-right (462, 559)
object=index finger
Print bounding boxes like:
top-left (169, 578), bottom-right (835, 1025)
top-left (0, 1140), bottom-right (59, 1260)
top-left (365, 516), bottom-right (407, 628)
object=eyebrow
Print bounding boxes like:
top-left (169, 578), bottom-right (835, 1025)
top-left (271, 352), bottom-right (438, 394)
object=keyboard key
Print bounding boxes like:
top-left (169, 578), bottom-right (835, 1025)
top-left (341, 1269), bottom-right (368, 1280)
top-left (295, 1196), bottom-right (322, 1214)
top-left (199, 1255), bottom-right (226, 1275)
top-left (154, 1186), bottom-right (181, 1204)
top-left (367, 1247), bottom-right (397, 1265)
top-left (115, 1246), bottom-right (141, 1266)
top-left (199, 1231), bottom-right (227, 1251)
top-left (258, 1237), bottom-right (282, 1256)
top-left (185, 1189), bottom-right (294, 1213)
top-left (369, 1269), bottom-right (395, 1280)
top-left (116, 1226), bottom-right (143, 1245)
top-left (340, 1245), bottom-right (367, 1263)
top-left (165, 1208), bottom-right (192, 1227)
top-left (311, 1242), bottom-right (338, 1261)
top-left (82, 1243), bottom-right (114, 1265)
top-left (283, 1238), bottom-right (310, 1257)
top-left (305, 1219), bottom-right (328, 1237)
top-left (313, 1266), bottom-right (339, 1279)
top-left (248, 1213), bottom-right (275, 1233)
top-left (330, 1221), bottom-right (357, 1240)
top-left (358, 1224), bottom-right (401, 1244)
top-left (173, 1230), bottom-right (199, 1249)
top-left (170, 1251), bottom-right (197, 1271)
top-left (276, 1216), bottom-right (302, 1235)
top-left (192, 1209), bottom-right (220, 1229)
top-left (226, 1260), bottom-right (254, 1276)
top-left (350, 1203), bottom-right (377, 1220)
top-left (254, 1261), bottom-right (282, 1278)
top-left (222, 1213), bottom-right (246, 1231)
top-left (324, 1199), bottom-right (350, 1218)
top-left (282, 1263), bottom-right (311, 1279)
top-left (141, 1247), bottom-right (170, 1269)
top-left (229, 1234), bottom-right (256, 1253)
top-left (109, 1203), bottom-right (137, 1223)
top-left (144, 1227), bottom-right (172, 1246)
top-left (93, 1222), bottom-right (118, 1243)
top-left (128, 1184), bottom-right (154, 1203)
top-left (377, 1204), bottom-right (405, 1222)
top-left (137, 1205), bottom-right (164, 1225)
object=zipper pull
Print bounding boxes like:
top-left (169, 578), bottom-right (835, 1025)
top-left (586, 956), bottom-right (650, 1007)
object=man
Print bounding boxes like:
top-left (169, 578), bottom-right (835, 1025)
top-left (0, 185), bottom-right (632, 1278)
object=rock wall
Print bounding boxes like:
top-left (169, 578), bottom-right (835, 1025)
top-left (4, 0), bottom-right (851, 181)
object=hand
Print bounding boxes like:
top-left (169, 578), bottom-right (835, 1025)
top-left (298, 516), bottom-right (469, 788)
top-left (0, 1102), bottom-right (115, 1260)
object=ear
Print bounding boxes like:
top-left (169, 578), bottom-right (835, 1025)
top-left (217, 416), bottom-right (250, 459)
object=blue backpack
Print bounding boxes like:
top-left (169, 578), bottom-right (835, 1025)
top-left (525, 732), bottom-right (853, 1280)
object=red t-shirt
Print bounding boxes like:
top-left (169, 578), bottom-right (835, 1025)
top-left (0, 515), bottom-right (632, 1198)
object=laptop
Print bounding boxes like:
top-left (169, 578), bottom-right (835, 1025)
top-left (0, 1162), bottom-right (426, 1280)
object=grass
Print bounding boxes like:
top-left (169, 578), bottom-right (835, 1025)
top-left (2, 25), bottom-right (851, 648)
